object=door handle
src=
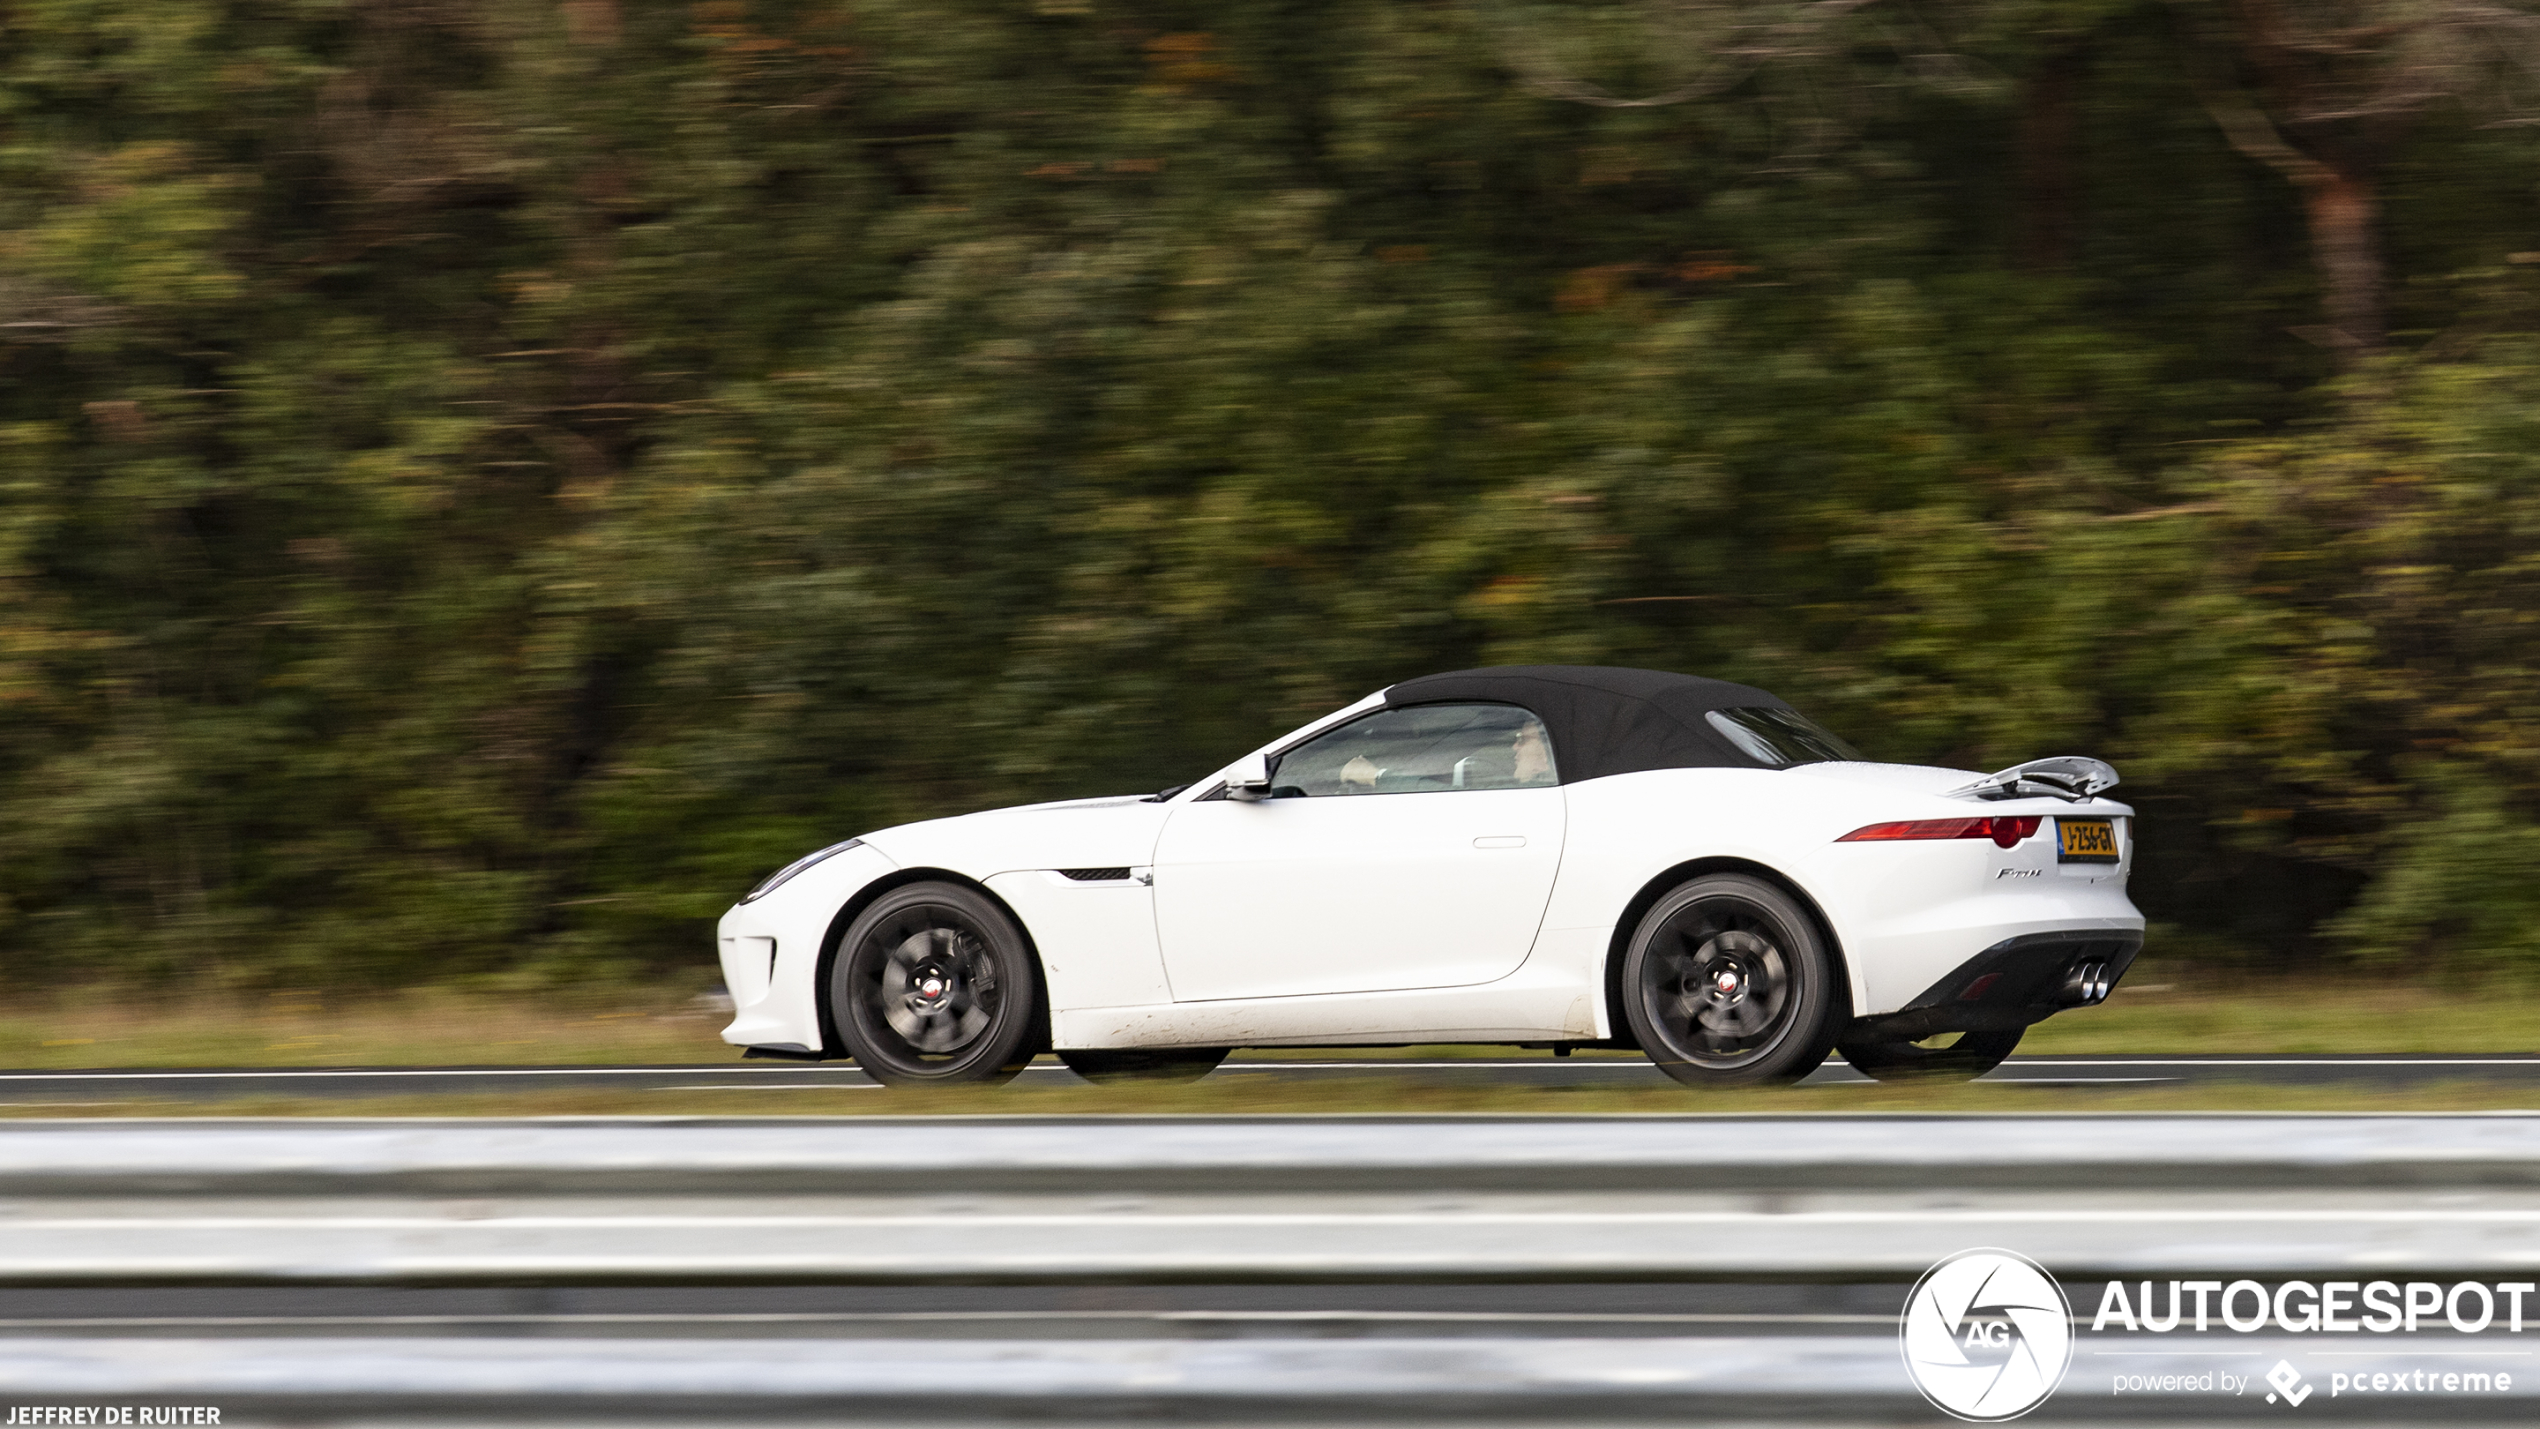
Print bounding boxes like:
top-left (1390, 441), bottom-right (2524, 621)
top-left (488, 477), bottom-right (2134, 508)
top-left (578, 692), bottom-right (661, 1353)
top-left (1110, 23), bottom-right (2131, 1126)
top-left (1472, 836), bottom-right (1526, 849)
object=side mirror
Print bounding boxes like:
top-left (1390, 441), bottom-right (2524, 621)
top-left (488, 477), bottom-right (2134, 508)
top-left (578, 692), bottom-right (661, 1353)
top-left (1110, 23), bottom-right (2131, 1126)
top-left (1225, 752), bottom-right (1273, 801)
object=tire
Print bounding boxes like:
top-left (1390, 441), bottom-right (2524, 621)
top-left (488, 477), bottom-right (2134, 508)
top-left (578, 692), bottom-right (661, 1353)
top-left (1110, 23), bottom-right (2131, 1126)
top-left (830, 881), bottom-right (1043, 1087)
top-left (1619, 874), bottom-right (1841, 1088)
top-left (1839, 1028), bottom-right (2023, 1083)
top-left (1057, 1047), bottom-right (1230, 1085)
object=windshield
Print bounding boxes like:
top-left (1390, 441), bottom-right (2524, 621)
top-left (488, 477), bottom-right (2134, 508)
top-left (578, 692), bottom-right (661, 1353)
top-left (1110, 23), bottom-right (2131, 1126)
top-left (1704, 706), bottom-right (1864, 768)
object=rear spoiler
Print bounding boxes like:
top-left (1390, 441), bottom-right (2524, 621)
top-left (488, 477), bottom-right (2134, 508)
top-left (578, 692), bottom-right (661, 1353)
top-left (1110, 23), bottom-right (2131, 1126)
top-left (1946, 756), bottom-right (2119, 803)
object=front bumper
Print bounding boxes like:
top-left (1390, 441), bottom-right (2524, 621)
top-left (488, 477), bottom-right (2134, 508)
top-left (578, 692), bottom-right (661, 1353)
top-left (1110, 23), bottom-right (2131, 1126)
top-left (1845, 929), bottom-right (2144, 1042)
top-left (715, 841), bottom-right (901, 1056)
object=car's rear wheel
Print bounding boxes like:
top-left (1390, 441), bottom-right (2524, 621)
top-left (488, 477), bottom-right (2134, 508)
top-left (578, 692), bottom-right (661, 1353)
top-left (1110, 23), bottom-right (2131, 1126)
top-left (1838, 1028), bottom-right (2023, 1083)
top-left (831, 882), bottom-right (1042, 1088)
top-left (1057, 1048), bottom-right (1230, 1085)
top-left (1620, 874), bottom-right (1840, 1088)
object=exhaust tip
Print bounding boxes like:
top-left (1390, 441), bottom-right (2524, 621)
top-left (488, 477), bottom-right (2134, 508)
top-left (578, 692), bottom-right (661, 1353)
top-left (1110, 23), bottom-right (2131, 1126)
top-left (2060, 960), bottom-right (2112, 1006)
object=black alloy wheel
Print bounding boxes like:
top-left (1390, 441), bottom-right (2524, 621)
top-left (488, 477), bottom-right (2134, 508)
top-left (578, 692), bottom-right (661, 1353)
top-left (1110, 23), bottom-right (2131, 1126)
top-left (830, 882), bottom-right (1042, 1087)
top-left (1057, 1047), bottom-right (1231, 1085)
top-left (1838, 1028), bottom-right (2024, 1083)
top-left (1621, 873), bottom-right (1841, 1087)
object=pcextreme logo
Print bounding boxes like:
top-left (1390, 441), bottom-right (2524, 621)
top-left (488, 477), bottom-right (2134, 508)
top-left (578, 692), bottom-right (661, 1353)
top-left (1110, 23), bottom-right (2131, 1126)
top-left (2264, 1359), bottom-right (2313, 1406)
top-left (1900, 1248), bottom-right (2076, 1421)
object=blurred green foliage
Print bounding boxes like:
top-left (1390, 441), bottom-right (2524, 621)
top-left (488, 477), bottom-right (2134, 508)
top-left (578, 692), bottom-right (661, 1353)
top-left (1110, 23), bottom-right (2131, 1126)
top-left (4, 0), bottom-right (2539, 987)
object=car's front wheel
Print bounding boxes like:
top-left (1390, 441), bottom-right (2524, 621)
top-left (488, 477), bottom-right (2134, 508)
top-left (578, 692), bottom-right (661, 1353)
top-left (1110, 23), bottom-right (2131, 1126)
top-left (1620, 874), bottom-right (1841, 1088)
top-left (1838, 1028), bottom-right (2023, 1083)
top-left (831, 882), bottom-right (1042, 1087)
top-left (1057, 1048), bottom-right (1230, 1085)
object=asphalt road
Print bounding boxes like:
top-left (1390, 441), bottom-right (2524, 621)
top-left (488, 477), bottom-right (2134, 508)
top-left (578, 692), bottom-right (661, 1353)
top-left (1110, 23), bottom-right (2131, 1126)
top-left (0, 1053), bottom-right (2534, 1101)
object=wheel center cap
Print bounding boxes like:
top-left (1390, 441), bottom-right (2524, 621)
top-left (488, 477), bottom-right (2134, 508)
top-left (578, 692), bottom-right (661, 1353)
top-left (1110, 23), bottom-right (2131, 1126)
top-left (1713, 969), bottom-right (1742, 996)
top-left (917, 974), bottom-right (948, 1002)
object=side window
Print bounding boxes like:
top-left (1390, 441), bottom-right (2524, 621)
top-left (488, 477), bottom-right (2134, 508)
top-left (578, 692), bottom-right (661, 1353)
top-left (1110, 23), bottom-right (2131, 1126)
top-left (1272, 704), bottom-right (1556, 797)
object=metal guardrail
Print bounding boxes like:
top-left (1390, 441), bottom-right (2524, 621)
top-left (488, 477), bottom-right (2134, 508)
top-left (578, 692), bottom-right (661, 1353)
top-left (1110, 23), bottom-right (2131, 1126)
top-left (5, 1112), bottom-right (2540, 1191)
top-left (0, 1334), bottom-right (1903, 1417)
top-left (1, 1116), bottom-right (2537, 1423)
top-left (0, 1115), bottom-right (2537, 1281)
top-left (3, 1334), bottom-right (2537, 1425)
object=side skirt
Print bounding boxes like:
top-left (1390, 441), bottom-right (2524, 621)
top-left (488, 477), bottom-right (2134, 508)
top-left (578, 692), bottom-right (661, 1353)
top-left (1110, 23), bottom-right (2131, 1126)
top-left (1052, 966), bottom-right (1600, 1051)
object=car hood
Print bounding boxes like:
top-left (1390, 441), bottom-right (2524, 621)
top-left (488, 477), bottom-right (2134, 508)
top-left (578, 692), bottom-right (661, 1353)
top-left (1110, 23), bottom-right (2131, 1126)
top-left (994, 794), bottom-right (1159, 814)
top-left (862, 793), bottom-right (1173, 877)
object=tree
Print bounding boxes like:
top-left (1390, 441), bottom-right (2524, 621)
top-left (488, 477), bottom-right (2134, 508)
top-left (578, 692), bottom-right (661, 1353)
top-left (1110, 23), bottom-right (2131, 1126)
top-left (2182, 0), bottom-right (2540, 353)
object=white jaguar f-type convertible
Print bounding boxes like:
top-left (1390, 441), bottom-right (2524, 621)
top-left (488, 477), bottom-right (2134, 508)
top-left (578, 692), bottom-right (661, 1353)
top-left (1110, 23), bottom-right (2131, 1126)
top-left (716, 666), bottom-right (2141, 1087)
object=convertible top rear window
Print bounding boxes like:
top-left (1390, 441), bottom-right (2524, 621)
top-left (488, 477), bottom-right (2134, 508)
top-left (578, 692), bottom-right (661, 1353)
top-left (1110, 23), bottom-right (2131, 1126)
top-left (1703, 707), bottom-right (1863, 768)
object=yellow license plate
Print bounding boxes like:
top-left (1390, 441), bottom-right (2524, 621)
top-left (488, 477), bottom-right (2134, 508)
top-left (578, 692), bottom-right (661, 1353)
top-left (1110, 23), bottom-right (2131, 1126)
top-left (2057, 818), bottom-right (2120, 864)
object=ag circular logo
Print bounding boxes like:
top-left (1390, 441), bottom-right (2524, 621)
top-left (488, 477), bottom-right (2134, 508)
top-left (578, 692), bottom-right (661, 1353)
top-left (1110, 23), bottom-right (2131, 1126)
top-left (1900, 1248), bottom-right (2074, 1421)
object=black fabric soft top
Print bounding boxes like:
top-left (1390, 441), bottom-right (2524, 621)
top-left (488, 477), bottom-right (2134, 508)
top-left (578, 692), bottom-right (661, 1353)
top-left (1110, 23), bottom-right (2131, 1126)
top-left (1381, 665), bottom-right (1792, 785)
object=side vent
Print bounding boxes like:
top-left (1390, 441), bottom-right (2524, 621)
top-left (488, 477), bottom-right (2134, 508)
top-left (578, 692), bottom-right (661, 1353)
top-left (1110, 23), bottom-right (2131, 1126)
top-left (1059, 867), bottom-right (1133, 882)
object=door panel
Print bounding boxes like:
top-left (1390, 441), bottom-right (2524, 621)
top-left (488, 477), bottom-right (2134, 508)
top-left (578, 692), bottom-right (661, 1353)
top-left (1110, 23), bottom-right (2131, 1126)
top-left (1152, 788), bottom-right (1565, 1001)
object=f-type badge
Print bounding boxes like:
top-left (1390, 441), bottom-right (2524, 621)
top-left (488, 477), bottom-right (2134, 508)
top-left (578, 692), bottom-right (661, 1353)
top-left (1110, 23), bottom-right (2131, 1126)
top-left (1901, 1248), bottom-right (2075, 1421)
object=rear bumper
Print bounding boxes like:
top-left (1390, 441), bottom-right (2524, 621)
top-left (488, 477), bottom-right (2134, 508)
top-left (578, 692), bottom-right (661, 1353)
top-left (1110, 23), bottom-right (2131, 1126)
top-left (1845, 928), bottom-right (2144, 1041)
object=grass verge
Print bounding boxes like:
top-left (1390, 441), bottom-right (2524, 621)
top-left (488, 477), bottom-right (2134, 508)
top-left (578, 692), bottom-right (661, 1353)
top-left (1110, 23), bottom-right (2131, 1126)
top-left (0, 986), bottom-right (733, 1068)
top-left (2014, 963), bottom-right (2538, 1054)
top-left (0, 958), bottom-right (2525, 1075)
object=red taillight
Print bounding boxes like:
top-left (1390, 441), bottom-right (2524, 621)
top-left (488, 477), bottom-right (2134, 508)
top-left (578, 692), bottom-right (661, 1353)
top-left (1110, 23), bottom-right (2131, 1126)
top-left (1838, 816), bottom-right (2042, 849)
